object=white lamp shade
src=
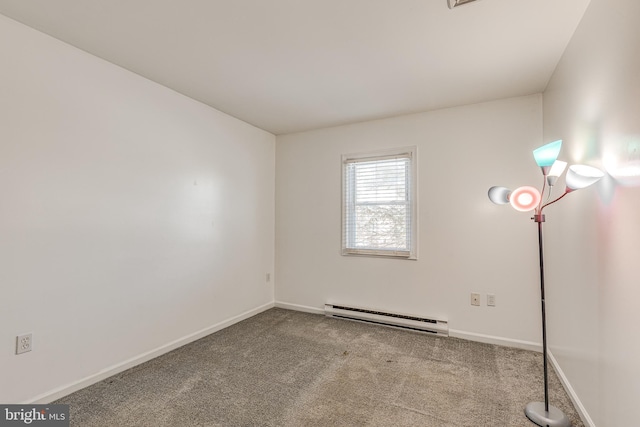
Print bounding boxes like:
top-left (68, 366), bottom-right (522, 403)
top-left (547, 160), bottom-right (568, 186)
top-left (548, 160), bottom-right (568, 178)
top-left (565, 165), bottom-right (605, 191)
top-left (509, 186), bottom-right (541, 212)
top-left (488, 186), bottom-right (511, 204)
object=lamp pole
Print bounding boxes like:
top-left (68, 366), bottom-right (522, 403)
top-left (536, 215), bottom-right (550, 412)
top-left (525, 213), bottom-right (571, 427)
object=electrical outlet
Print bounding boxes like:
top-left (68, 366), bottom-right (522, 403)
top-left (487, 294), bottom-right (496, 307)
top-left (16, 333), bottom-right (32, 355)
top-left (471, 293), bottom-right (481, 306)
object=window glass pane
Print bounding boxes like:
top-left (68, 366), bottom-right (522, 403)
top-left (353, 204), bottom-right (408, 250)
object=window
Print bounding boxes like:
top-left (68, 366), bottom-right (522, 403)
top-left (342, 147), bottom-right (417, 259)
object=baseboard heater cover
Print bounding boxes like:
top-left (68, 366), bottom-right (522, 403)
top-left (324, 303), bottom-right (448, 336)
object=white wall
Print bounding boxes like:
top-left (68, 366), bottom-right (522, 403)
top-left (543, 0), bottom-right (640, 425)
top-left (276, 94), bottom-right (546, 345)
top-left (0, 15), bottom-right (275, 403)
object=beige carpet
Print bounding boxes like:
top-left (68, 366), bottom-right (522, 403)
top-left (55, 308), bottom-right (584, 426)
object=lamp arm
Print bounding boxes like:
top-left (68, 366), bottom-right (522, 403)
top-left (535, 175), bottom-right (548, 214)
top-left (540, 190), bottom-right (569, 213)
top-left (543, 181), bottom-right (555, 204)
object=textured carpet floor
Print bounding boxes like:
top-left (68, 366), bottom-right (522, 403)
top-left (56, 308), bottom-right (584, 426)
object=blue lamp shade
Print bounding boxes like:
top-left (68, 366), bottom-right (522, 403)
top-left (533, 140), bottom-right (563, 168)
top-left (488, 186), bottom-right (511, 204)
top-left (565, 165), bottom-right (605, 192)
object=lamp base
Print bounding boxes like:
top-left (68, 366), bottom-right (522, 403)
top-left (525, 402), bottom-right (571, 427)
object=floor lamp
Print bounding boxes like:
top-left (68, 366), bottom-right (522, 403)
top-left (487, 140), bottom-right (604, 427)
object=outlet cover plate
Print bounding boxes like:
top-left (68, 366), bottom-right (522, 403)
top-left (487, 294), bottom-right (496, 306)
top-left (471, 293), bottom-right (481, 306)
top-left (16, 333), bottom-right (32, 355)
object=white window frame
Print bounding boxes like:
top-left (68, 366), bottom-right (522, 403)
top-left (341, 146), bottom-right (418, 259)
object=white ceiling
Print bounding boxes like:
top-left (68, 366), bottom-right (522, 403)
top-left (0, 0), bottom-right (590, 135)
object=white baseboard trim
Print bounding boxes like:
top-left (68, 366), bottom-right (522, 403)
top-left (274, 301), bottom-right (324, 315)
top-left (27, 301), bottom-right (275, 404)
top-left (547, 350), bottom-right (596, 427)
top-left (276, 304), bottom-right (543, 353)
top-left (449, 329), bottom-right (542, 353)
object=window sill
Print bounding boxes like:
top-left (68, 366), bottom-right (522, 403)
top-left (342, 249), bottom-right (417, 260)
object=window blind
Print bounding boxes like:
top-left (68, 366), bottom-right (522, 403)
top-left (342, 149), bottom-right (415, 258)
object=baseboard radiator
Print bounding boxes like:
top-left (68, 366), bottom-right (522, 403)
top-left (324, 303), bottom-right (448, 336)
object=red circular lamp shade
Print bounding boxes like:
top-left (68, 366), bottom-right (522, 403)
top-left (509, 186), bottom-right (541, 212)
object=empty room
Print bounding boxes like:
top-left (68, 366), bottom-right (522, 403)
top-left (1, 0), bottom-right (638, 426)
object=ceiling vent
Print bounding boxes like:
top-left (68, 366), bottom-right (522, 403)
top-left (448, 0), bottom-right (481, 8)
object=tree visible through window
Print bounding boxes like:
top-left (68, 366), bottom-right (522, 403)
top-left (342, 147), bottom-right (417, 258)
